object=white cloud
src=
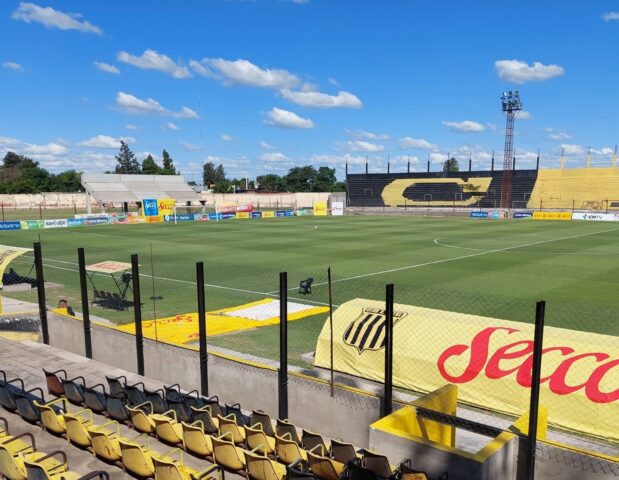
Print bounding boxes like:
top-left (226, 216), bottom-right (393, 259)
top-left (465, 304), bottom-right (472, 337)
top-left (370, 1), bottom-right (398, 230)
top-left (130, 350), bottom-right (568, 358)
top-left (602, 12), bottom-right (619, 21)
top-left (398, 137), bottom-right (437, 150)
top-left (264, 107), bottom-right (313, 129)
top-left (346, 130), bottom-right (390, 141)
top-left (442, 120), bottom-right (485, 132)
top-left (163, 122), bottom-right (179, 131)
top-left (116, 92), bottom-right (166, 115)
top-left (495, 59), bottom-right (564, 83)
top-left (220, 134), bottom-right (233, 142)
top-left (173, 106), bottom-right (199, 119)
top-left (195, 58), bottom-right (299, 89)
top-left (2, 61), bottom-right (23, 72)
top-left (179, 141), bottom-right (201, 152)
top-left (340, 140), bottom-right (384, 152)
top-left (561, 144), bottom-right (585, 155)
top-left (117, 49), bottom-right (191, 79)
top-left (115, 92), bottom-right (199, 119)
top-left (515, 110), bottom-right (532, 120)
top-left (94, 61), bottom-right (119, 75)
top-left (78, 135), bottom-right (136, 149)
top-left (546, 129), bottom-right (571, 141)
top-left (328, 78), bottom-right (339, 87)
top-left (287, 0), bottom-right (309, 3)
top-left (260, 152), bottom-right (288, 162)
top-left (125, 124), bottom-right (138, 131)
top-left (11, 2), bottom-right (102, 35)
top-left (260, 141), bottom-right (275, 150)
top-left (310, 154), bottom-right (366, 166)
top-left (0, 136), bottom-right (69, 163)
top-left (280, 89), bottom-right (362, 108)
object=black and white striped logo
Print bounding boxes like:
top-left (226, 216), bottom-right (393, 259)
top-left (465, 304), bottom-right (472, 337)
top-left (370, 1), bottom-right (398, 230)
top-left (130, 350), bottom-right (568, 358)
top-left (343, 307), bottom-right (407, 354)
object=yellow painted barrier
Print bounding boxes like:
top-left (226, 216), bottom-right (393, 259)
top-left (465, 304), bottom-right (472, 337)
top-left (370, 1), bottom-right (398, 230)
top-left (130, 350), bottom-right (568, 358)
top-left (532, 211), bottom-right (572, 221)
top-left (236, 212), bottom-right (250, 219)
top-left (314, 298), bottom-right (619, 442)
top-left (262, 211), bottom-right (275, 218)
top-left (313, 201), bottom-right (328, 216)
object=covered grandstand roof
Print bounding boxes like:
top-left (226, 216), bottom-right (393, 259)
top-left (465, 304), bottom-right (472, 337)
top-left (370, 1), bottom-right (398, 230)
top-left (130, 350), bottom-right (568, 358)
top-left (81, 173), bottom-right (199, 203)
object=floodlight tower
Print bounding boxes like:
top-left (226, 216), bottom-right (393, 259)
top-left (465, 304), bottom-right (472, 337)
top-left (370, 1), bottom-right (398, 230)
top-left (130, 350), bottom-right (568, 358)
top-left (500, 91), bottom-right (522, 209)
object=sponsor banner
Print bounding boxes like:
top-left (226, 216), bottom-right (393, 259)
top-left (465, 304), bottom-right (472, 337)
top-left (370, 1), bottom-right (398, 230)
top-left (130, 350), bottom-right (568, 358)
top-left (219, 203), bottom-right (254, 214)
top-left (157, 198), bottom-right (175, 216)
top-left (125, 216), bottom-right (147, 224)
top-left (67, 218), bottom-right (84, 227)
top-left (262, 211), bottom-right (275, 219)
top-left (44, 219), bottom-right (68, 229)
top-left (110, 215), bottom-right (128, 224)
top-left (332, 201), bottom-right (344, 216)
top-left (513, 211), bottom-right (533, 219)
top-left (251, 212), bottom-right (262, 219)
top-left (491, 211), bottom-right (508, 219)
top-left (314, 298), bottom-right (619, 442)
top-left (0, 244), bottom-right (32, 287)
top-left (470, 211), bottom-right (488, 218)
top-left (164, 214), bottom-right (190, 222)
top-left (284, 210), bottom-right (294, 217)
top-left (236, 212), bottom-right (250, 219)
top-left (146, 216), bottom-right (163, 223)
top-left (193, 213), bottom-right (210, 222)
top-left (532, 211), bottom-right (572, 221)
top-left (313, 201), bottom-right (328, 216)
top-left (572, 212), bottom-right (618, 222)
top-left (75, 213), bottom-right (110, 220)
top-left (0, 221), bottom-right (22, 231)
top-left (296, 209), bottom-right (310, 216)
top-left (83, 216), bottom-right (109, 225)
top-left (20, 220), bottom-right (44, 230)
top-left (208, 212), bottom-right (236, 221)
top-left (142, 198), bottom-right (159, 216)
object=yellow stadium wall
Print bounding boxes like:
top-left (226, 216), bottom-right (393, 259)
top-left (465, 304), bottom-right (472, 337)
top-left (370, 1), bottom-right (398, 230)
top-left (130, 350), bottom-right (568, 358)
top-left (528, 167), bottom-right (619, 210)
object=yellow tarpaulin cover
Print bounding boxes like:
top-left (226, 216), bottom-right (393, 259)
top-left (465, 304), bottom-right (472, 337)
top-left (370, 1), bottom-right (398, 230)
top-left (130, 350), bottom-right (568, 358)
top-left (0, 244), bottom-right (32, 289)
top-left (314, 298), bottom-right (619, 443)
top-left (116, 298), bottom-right (328, 345)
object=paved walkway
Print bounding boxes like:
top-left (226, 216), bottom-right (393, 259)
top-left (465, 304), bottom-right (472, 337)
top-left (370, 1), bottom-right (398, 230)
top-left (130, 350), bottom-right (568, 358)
top-left (0, 336), bottom-right (243, 479)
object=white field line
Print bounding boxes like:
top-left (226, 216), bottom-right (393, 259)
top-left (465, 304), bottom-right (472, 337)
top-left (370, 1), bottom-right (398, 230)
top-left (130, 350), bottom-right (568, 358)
top-left (267, 226), bottom-right (619, 294)
top-left (12, 256), bottom-right (332, 308)
top-left (433, 237), bottom-right (619, 255)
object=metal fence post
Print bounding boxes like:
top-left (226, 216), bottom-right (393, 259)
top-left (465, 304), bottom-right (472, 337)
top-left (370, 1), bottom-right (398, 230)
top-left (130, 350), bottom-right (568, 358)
top-left (526, 300), bottom-right (546, 480)
top-left (279, 272), bottom-right (288, 419)
top-left (383, 283), bottom-right (394, 417)
top-left (197, 262), bottom-right (209, 396)
top-left (77, 248), bottom-right (92, 358)
top-left (131, 254), bottom-right (144, 376)
top-left (33, 242), bottom-right (49, 344)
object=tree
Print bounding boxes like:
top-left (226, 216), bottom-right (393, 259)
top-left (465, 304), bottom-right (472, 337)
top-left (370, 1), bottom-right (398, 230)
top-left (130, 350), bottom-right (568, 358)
top-left (202, 162), bottom-right (226, 188)
top-left (52, 170), bottom-right (82, 192)
top-left (284, 166), bottom-right (316, 192)
top-left (443, 157), bottom-right (459, 173)
top-left (161, 149), bottom-right (177, 175)
top-left (114, 141), bottom-right (141, 174)
top-left (141, 155), bottom-right (161, 175)
top-left (256, 174), bottom-right (284, 192)
top-left (313, 166), bottom-right (337, 192)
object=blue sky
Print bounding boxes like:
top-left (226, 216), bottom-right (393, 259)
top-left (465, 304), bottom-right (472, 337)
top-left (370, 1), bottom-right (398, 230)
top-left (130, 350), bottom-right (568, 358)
top-left (1, 1), bottom-right (618, 182)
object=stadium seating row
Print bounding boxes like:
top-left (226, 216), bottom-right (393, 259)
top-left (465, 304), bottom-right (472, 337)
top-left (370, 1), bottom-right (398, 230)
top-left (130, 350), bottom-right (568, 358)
top-left (1, 367), bottom-right (442, 480)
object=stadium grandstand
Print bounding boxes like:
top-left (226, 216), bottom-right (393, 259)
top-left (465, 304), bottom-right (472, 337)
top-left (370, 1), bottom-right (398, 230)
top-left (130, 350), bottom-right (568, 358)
top-left (81, 173), bottom-right (199, 213)
top-left (347, 164), bottom-right (619, 210)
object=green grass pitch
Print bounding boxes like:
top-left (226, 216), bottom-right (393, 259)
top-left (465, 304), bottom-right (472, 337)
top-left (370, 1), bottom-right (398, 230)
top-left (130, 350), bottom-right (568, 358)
top-left (3, 215), bottom-right (618, 365)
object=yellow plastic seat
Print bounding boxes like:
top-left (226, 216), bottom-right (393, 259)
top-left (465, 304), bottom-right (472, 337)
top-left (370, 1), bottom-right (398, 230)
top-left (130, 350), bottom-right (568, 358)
top-left (119, 434), bottom-right (157, 478)
top-left (127, 401), bottom-right (156, 434)
top-left (212, 433), bottom-right (247, 472)
top-left (152, 449), bottom-right (222, 480)
top-left (245, 424), bottom-right (275, 456)
top-left (63, 409), bottom-right (95, 449)
top-left (0, 432), bottom-right (36, 456)
top-left (307, 446), bottom-right (345, 480)
top-left (22, 450), bottom-right (81, 480)
top-left (152, 410), bottom-right (184, 445)
top-left (217, 414), bottom-right (246, 445)
top-left (245, 449), bottom-right (287, 480)
top-left (35, 398), bottom-right (68, 435)
top-left (88, 421), bottom-right (123, 463)
top-left (181, 421), bottom-right (214, 458)
top-left (275, 433), bottom-right (307, 465)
